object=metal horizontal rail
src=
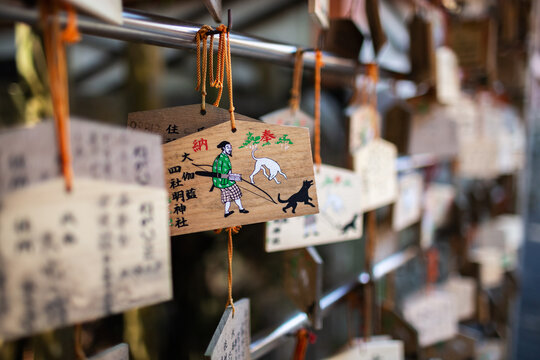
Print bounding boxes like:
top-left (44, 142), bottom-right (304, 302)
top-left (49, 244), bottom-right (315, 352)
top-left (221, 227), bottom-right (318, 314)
top-left (249, 246), bottom-right (418, 359)
top-left (0, 3), bottom-right (357, 75)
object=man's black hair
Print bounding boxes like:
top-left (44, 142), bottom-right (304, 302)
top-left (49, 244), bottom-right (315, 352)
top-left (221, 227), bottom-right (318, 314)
top-left (217, 141), bottom-right (231, 149)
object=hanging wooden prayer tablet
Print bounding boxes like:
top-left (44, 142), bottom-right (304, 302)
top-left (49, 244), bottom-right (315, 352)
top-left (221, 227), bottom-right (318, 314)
top-left (348, 105), bottom-right (379, 154)
top-left (283, 247), bottom-right (323, 329)
top-left (128, 104), bottom-right (256, 144)
top-left (89, 343), bottom-right (129, 360)
top-left (260, 108), bottom-right (314, 139)
top-left (308, 0), bottom-right (330, 28)
top-left (325, 338), bottom-right (404, 360)
top-left (457, 138), bottom-right (499, 179)
top-left (67, 0), bottom-right (123, 25)
top-left (407, 106), bottom-right (459, 159)
top-left (162, 120), bottom-right (318, 236)
top-left (353, 138), bottom-right (397, 211)
top-left (0, 178), bottom-right (171, 340)
top-left (443, 276), bottom-right (476, 321)
top-left (205, 298), bottom-right (250, 360)
top-left (266, 164), bottom-right (362, 252)
top-left (0, 118), bottom-right (164, 198)
top-left (392, 172), bottom-right (423, 231)
top-left (402, 290), bottom-right (458, 347)
top-left (420, 183), bottom-right (456, 248)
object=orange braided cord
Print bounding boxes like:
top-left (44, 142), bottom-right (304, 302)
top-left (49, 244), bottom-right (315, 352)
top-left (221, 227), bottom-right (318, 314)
top-left (40, 0), bottom-right (80, 192)
top-left (214, 226), bottom-right (241, 315)
top-left (289, 49), bottom-right (304, 113)
top-left (314, 49), bottom-right (323, 169)
top-left (225, 30), bottom-right (236, 131)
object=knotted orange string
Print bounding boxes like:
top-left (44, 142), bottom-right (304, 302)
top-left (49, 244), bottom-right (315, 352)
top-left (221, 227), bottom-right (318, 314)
top-left (209, 24), bottom-right (235, 131)
top-left (426, 248), bottom-right (439, 292)
top-left (61, 2), bottom-right (81, 43)
top-left (74, 323), bottom-right (86, 360)
top-left (293, 329), bottom-right (316, 360)
top-left (289, 49), bottom-right (304, 113)
top-left (40, 0), bottom-right (80, 192)
top-left (195, 25), bottom-right (214, 114)
top-left (313, 49), bottom-right (323, 170)
top-left (366, 63), bottom-right (379, 138)
top-left (214, 226), bottom-right (241, 315)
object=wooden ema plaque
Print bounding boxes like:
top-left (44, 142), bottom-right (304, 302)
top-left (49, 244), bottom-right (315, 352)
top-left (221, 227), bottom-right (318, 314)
top-left (260, 108), bottom-right (314, 139)
top-left (392, 172), bottom-right (423, 231)
top-left (162, 120), bottom-right (318, 236)
top-left (308, 0), bottom-right (329, 28)
top-left (402, 290), bottom-right (458, 347)
top-left (0, 118), bottom-right (164, 198)
top-left (90, 343), bottom-right (129, 360)
top-left (266, 164), bottom-right (363, 252)
top-left (0, 178), bottom-right (172, 340)
top-left (67, 0), bottom-right (123, 25)
top-left (443, 276), bottom-right (476, 321)
top-left (325, 338), bottom-right (404, 360)
top-left (348, 106), bottom-right (379, 154)
top-left (353, 138), bottom-right (398, 211)
top-left (408, 106), bottom-right (459, 159)
top-left (205, 298), bottom-right (250, 360)
top-left (283, 247), bottom-right (323, 329)
top-left (127, 104), bottom-right (256, 144)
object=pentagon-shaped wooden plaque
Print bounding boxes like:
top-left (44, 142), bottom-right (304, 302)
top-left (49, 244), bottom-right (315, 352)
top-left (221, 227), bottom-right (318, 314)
top-left (163, 120), bottom-right (318, 236)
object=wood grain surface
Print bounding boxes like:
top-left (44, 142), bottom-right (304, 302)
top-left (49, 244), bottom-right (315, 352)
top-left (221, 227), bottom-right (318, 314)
top-left (163, 120), bottom-right (318, 236)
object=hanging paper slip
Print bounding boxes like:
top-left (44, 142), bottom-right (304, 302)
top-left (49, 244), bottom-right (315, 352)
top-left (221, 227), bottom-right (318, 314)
top-left (163, 120), bottom-right (318, 236)
top-left (443, 276), bottom-right (476, 321)
top-left (260, 108), bottom-right (314, 138)
top-left (325, 338), bottom-right (404, 360)
top-left (67, 0), bottom-right (123, 25)
top-left (408, 106), bottom-right (459, 159)
top-left (0, 178), bottom-right (171, 340)
top-left (392, 172), bottom-right (423, 231)
top-left (90, 343), bottom-right (129, 360)
top-left (402, 290), bottom-right (458, 347)
top-left (205, 298), bottom-right (250, 360)
top-left (128, 104), bottom-right (256, 144)
top-left (284, 247), bottom-right (323, 329)
top-left (266, 164), bottom-right (362, 252)
top-left (348, 105), bottom-right (379, 154)
top-left (353, 138), bottom-right (398, 211)
top-left (0, 118), bottom-right (163, 198)
top-left (308, 0), bottom-right (330, 28)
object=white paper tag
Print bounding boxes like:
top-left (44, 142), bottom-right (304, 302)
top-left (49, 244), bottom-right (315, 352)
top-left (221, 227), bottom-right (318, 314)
top-left (205, 299), bottom-right (250, 360)
top-left (402, 290), bottom-right (458, 347)
top-left (392, 172), bottom-right (423, 231)
top-left (348, 106), bottom-right (379, 154)
top-left (443, 276), bottom-right (476, 320)
top-left (325, 338), bottom-right (404, 360)
top-left (266, 164), bottom-right (363, 252)
top-left (260, 108), bottom-right (314, 137)
top-left (0, 118), bottom-right (164, 199)
top-left (67, 0), bottom-right (123, 25)
top-left (353, 138), bottom-right (398, 211)
top-left (0, 178), bottom-right (171, 340)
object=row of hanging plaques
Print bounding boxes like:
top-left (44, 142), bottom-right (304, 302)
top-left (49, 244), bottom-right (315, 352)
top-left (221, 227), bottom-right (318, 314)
top-left (128, 104), bottom-right (399, 251)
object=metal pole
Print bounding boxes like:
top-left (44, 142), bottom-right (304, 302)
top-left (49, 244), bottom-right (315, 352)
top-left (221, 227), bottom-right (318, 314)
top-left (249, 246), bottom-right (417, 359)
top-left (0, 3), bottom-right (357, 75)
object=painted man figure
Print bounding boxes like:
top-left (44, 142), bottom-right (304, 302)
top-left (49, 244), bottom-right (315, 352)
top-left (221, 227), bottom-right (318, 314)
top-left (213, 141), bottom-right (249, 217)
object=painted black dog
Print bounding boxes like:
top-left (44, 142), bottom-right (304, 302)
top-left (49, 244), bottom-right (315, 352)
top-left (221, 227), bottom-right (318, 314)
top-left (278, 180), bottom-right (316, 213)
